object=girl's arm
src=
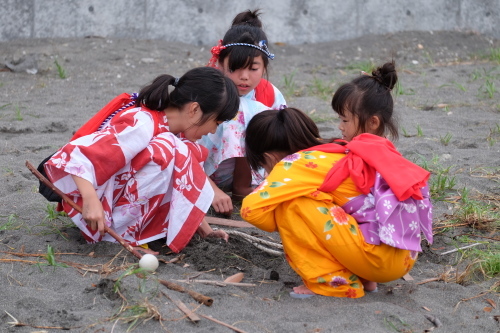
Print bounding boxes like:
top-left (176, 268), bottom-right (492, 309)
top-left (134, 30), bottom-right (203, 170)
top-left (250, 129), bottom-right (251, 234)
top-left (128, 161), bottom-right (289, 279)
top-left (196, 219), bottom-right (229, 241)
top-left (208, 177), bottom-right (233, 215)
top-left (71, 175), bottom-right (106, 235)
top-left (231, 157), bottom-right (253, 201)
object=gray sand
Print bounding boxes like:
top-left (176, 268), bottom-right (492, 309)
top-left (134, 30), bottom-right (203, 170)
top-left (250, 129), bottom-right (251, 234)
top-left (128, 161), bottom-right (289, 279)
top-left (0, 31), bottom-right (499, 332)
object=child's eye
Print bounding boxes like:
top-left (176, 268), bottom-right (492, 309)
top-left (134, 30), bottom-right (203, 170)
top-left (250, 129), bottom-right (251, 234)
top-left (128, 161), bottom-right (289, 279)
top-left (251, 67), bottom-right (259, 71)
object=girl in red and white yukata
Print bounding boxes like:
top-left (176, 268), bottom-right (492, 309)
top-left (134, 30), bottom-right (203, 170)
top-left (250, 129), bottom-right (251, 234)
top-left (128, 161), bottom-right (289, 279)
top-left (45, 67), bottom-right (239, 254)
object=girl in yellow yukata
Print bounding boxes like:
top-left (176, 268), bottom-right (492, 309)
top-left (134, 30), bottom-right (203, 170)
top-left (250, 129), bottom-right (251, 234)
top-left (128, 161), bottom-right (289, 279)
top-left (241, 63), bottom-right (432, 298)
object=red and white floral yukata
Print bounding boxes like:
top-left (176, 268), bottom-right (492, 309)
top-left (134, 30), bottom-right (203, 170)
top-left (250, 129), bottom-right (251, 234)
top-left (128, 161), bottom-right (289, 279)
top-left (45, 106), bottom-right (213, 253)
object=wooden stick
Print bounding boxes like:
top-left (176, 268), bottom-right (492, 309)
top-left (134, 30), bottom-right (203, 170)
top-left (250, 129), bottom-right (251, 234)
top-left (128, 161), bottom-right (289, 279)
top-left (174, 279), bottom-right (256, 287)
top-left (28, 160), bottom-right (216, 307)
top-left (440, 243), bottom-right (482, 255)
top-left (198, 314), bottom-right (249, 333)
top-left (161, 291), bottom-right (200, 323)
top-left (25, 160), bottom-right (143, 260)
top-left (205, 216), bottom-right (254, 228)
top-left (159, 279), bottom-right (213, 306)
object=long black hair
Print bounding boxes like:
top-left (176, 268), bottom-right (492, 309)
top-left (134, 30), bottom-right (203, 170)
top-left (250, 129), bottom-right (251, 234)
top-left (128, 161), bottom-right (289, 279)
top-left (136, 66), bottom-right (239, 124)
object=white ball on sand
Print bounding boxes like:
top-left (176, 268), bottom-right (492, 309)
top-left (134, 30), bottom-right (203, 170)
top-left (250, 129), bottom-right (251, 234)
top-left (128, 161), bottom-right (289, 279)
top-left (139, 253), bottom-right (159, 272)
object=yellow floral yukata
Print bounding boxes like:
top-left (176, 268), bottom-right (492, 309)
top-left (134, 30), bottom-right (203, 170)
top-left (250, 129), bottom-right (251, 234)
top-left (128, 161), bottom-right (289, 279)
top-left (241, 150), bottom-right (416, 298)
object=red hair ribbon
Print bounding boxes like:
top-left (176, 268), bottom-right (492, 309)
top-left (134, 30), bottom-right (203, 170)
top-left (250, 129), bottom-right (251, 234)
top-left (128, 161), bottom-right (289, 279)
top-left (207, 39), bottom-right (226, 68)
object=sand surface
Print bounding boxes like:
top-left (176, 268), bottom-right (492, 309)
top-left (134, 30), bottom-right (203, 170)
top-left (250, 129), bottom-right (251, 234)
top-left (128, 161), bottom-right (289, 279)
top-left (0, 31), bottom-right (499, 332)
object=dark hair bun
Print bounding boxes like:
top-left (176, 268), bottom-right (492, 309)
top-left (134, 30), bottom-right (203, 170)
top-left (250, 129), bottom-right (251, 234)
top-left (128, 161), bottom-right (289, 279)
top-left (372, 61), bottom-right (398, 90)
top-left (232, 9), bottom-right (262, 28)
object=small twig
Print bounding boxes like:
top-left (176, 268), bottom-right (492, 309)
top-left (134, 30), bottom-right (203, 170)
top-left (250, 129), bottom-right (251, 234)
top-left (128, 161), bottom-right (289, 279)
top-left (424, 314), bottom-right (443, 328)
top-left (5, 311), bottom-right (77, 330)
top-left (158, 279), bottom-right (213, 306)
top-left (174, 279), bottom-right (256, 287)
top-left (224, 229), bottom-right (284, 256)
top-left (205, 216), bottom-right (255, 228)
top-left (440, 243), bottom-right (483, 255)
top-left (161, 291), bottom-right (200, 323)
top-left (198, 313), bottom-right (249, 333)
top-left (224, 230), bottom-right (283, 249)
top-left (454, 291), bottom-right (490, 311)
top-left (454, 234), bottom-right (500, 242)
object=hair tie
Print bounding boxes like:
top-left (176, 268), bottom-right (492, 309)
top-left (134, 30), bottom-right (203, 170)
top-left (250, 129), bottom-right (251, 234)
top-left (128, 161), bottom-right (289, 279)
top-left (207, 39), bottom-right (226, 68)
top-left (173, 77), bottom-right (180, 87)
top-left (279, 104), bottom-right (287, 110)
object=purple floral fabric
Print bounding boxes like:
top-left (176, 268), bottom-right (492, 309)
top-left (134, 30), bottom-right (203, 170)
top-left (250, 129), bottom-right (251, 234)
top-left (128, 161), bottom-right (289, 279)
top-left (342, 172), bottom-right (433, 251)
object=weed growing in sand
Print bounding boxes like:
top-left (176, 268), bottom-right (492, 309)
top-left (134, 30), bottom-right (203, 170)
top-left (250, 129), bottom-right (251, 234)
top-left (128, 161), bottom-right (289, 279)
top-left (470, 67), bottom-right (500, 81)
top-left (394, 81), bottom-right (415, 96)
top-left (414, 154), bottom-right (456, 200)
top-left (383, 315), bottom-right (412, 332)
top-left (32, 207), bottom-right (73, 240)
top-left (401, 127), bottom-right (410, 138)
top-left (486, 123), bottom-right (500, 146)
top-left (44, 203), bottom-right (67, 222)
top-left (54, 59), bottom-right (67, 79)
top-left (468, 245), bottom-right (500, 278)
top-left (308, 77), bottom-right (335, 101)
top-left (14, 105), bottom-right (23, 121)
top-left (111, 298), bottom-right (162, 332)
top-left (37, 245), bottom-right (68, 270)
top-left (439, 132), bottom-right (453, 146)
top-left (480, 79), bottom-right (496, 99)
top-left (439, 81), bottom-right (467, 92)
top-left (0, 214), bottom-right (22, 231)
top-left (344, 60), bottom-right (375, 73)
top-left (486, 47), bottom-right (500, 64)
top-left (0, 103), bottom-right (11, 111)
top-left (283, 71), bottom-right (299, 99)
top-left (416, 124), bottom-right (424, 137)
top-left (450, 187), bottom-right (499, 231)
top-left (114, 265), bottom-right (158, 294)
top-left (111, 266), bottom-right (162, 331)
top-left (2, 167), bottom-right (14, 176)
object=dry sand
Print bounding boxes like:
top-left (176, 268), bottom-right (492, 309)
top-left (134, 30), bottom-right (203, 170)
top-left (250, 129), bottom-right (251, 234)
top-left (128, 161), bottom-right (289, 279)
top-left (0, 31), bottom-right (499, 332)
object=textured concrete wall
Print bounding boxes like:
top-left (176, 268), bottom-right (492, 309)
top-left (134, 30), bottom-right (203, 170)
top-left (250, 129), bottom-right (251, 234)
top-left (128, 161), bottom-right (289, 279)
top-left (1, 0), bottom-right (499, 44)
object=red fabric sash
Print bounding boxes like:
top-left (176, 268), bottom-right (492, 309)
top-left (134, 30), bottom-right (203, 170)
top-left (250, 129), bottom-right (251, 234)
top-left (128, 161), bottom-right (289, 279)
top-left (254, 79), bottom-right (275, 108)
top-left (308, 133), bottom-right (430, 201)
top-left (71, 93), bottom-right (136, 140)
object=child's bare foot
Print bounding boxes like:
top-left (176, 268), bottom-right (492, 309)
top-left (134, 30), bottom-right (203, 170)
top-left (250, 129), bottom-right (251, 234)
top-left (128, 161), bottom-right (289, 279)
top-left (290, 285), bottom-right (316, 299)
top-left (363, 280), bottom-right (378, 292)
top-left (293, 285), bottom-right (315, 295)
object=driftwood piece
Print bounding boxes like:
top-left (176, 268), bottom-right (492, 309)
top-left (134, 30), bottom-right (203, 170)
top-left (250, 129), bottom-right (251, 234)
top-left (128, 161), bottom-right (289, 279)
top-left (174, 279), bottom-right (256, 287)
top-left (159, 279), bottom-right (213, 306)
top-left (205, 216), bottom-right (254, 228)
top-left (198, 314), bottom-right (249, 333)
top-left (162, 291), bottom-right (200, 323)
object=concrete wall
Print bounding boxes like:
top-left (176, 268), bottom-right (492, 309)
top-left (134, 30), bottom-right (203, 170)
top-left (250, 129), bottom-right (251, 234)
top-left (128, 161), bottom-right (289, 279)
top-left (1, 0), bottom-right (499, 45)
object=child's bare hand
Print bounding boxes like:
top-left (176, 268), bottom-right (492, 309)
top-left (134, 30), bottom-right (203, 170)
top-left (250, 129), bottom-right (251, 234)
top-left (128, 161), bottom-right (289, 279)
top-left (212, 189), bottom-right (233, 215)
top-left (82, 197), bottom-right (105, 235)
top-left (205, 229), bottom-right (229, 242)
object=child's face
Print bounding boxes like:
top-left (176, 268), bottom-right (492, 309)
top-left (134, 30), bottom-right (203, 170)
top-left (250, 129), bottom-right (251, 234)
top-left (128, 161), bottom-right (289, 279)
top-left (221, 55), bottom-right (265, 96)
top-left (170, 102), bottom-right (222, 141)
top-left (338, 110), bottom-right (360, 141)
